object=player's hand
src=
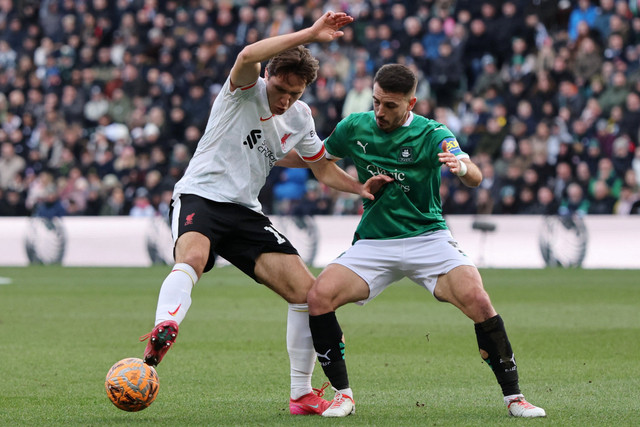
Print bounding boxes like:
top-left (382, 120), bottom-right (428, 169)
top-left (438, 141), bottom-right (463, 175)
top-left (360, 174), bottom-right (394, 200)
top-left (309, 11), bottom-right (354, 43)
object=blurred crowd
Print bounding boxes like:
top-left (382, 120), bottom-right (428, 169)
top-left (1, 0), bottom-right (640, 219)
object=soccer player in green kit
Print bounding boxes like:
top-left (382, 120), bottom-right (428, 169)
top-left (307, 64), bottom-right (546, 418)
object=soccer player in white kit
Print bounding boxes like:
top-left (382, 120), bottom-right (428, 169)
top-left (139, 11), bottom-right (391, 415)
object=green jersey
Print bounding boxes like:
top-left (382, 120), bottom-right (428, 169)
top-left (325, 111), bottom-right (468, 242)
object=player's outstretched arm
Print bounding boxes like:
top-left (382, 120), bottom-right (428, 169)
top-left (308, 157), bottom-right (393, 200)
top-left (275, 150), bottom-right (307, 168)
top-left (230, 11), bottom-right (353, 88)
top-left (438, 141), bottom-right (482, 187)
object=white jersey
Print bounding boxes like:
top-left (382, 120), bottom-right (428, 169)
top-left (173, 76), bottom-right (325, 213)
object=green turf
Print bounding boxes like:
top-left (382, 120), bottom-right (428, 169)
top-left (0, 266), bottom-right (638, 426)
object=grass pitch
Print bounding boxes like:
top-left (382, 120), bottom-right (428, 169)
top-left (0, 266), bottom-right (638, 426)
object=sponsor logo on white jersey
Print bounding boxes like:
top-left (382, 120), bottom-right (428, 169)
top-left (243, 129), bottom-right (262, 149)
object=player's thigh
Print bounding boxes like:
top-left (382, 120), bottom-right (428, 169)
top-left (254, 252), bottom-right (314, 303)
top-left (171, 194), bottom-right (221, 274)
top-left (405, 229), bottom-right (476, 295)
top-left (219, 211), bottom-right (301, 284)
top-left (434, 264), bottom-right (484, 302)
top-left (174, 231), bottom-right (211, 277)
top-left (324, 239), bottom-right (404, 306)
top-left (307, 263), bottom-right (371, 315)
top-left (434, 265), bottom-right (496, 322)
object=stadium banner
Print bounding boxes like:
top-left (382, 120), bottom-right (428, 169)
top-left (0, 216), bottom-right (637, 269)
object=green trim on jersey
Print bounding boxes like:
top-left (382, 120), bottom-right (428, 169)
top-left (325, 111), bottom-right (458, 242)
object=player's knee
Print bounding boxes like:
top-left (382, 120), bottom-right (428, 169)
top-left (307, 282), bottom-right (330, 314)
top-left (457, 284), bottom-right (496, 321)
top-left (307, 285), bottom-right (319, 306)
top-left (175, 252), bottom-right (207, 278)
top-left (284, 271), bottom-right (314, 304)
top-left (283, 285), bottom-right (309, 304)
top-left (466, 286), bottom-right (492, 309)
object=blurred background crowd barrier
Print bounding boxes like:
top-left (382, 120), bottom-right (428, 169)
top-left (0, 215), bottom-right (637, 268)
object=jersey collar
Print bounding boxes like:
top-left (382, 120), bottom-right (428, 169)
top-left (403, 111), bottom-right (414, 127)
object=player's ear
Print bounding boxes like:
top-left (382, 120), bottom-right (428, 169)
top-left (408, 97), bottom-right (417, 110)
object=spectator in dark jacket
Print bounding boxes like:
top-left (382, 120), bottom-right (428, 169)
top-left (428, 40), bottom-right (464, 108)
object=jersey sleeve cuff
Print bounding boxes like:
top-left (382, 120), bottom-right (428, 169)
top-left (301, 145), bottom-right (326, 162)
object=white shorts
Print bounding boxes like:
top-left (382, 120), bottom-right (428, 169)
top-left (331, 229), bottom-right (475, 305)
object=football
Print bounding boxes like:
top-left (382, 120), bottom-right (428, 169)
top-left (105, 357), bottom-right (159, 412)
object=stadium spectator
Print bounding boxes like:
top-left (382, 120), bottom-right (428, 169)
top-left (341, 76), bottom-right (372, 118)
top-left (494, 2), bottom-right (523, 66)
top-left (588, 179), bottom-right (617, 214)
top-left (128, 187), bottom-right (156, 217)
top-left (632, 146), bottom-right (640, 185)
top-left (530, 71), bottom-right (558, 120)
top-left (479, 1), bottom-right (501, 57)
top-left (529, 186), bottom-right (560, 215)
top-left (593, 0), bottom-right (616, 44)
top-left (422, 17), bottom-right (446, 61)
top-left (448, 186), bottom-right (476, 214)
top-left (473, 54), bottom-right (503, 97)
top-left (516, 185), bottom-right (538, 214)
top-left (428, 40), bottom-right (463, 108)
top-left (273, 167), bottom-right (310, 215)
top-left (552, 161), bottom-right (575, 200)
top-left (100, 185), bottom-right (127, 216)
top-left (615, 181), bottom-right (640, 214)
top-left (568, 0), bottom-right (598, 42)
top-left (494, 184), bottom-right (519, 214)
top-left (619, 92), bottom-right (640, 139)
top-left (292, 179), bottom-right (333, 216)
top-left (33, 184), bottom-right (67, 219)
top-left (591, 156), bottom-right (623, 198)
top-left (0, 142), bottom-right (25, 190)
top-left (475, 116), bottom-right (509, 160)
top-left (599, 71), bottom-right (631, 116)
top-left (462, 18), bottom-right (493, 88)
top-left (331, 178), bottom-right (365, 214)
top-left (603, 31), bottom-right (626, 63)
top-left (474, 187), bottom-right (495, 214)
top-left (557, 79), bottom-right (586, 119)
top-left (572, 36), bottom-right (603, 87)
top-left (0, 186), bottom-right (26, 215)
top-left (575, 161), bottom-right (594, 194)
top-left (611, 135), bottom-right (634, 177)
top-left (559, 182), bottom-right (590, 216)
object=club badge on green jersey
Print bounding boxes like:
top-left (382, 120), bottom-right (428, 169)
top-left (398, 147), bottom-right (414, 163)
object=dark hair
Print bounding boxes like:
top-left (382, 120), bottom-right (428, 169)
top-left (266, 46), bottom-right (319, 86)
top-left (374, 64), bottom-right (417, 96)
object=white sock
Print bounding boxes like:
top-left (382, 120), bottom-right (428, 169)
top-left (338, 388), bottom-right (353, 399)
top-left (504, 393), bottom-right (524, 405)
top-left (154, 263), bottom-right (198, 326)
top-left (287, 303), bottom-right (316, 400)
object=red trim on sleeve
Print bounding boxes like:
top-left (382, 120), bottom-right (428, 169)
top-left (302, 145), bottom-right (326, 162)
top-left (239, 81), bottom-right (257, 90)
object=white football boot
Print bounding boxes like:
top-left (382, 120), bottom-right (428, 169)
top-left (506, 395), bottom-right (546, 417)
top-left (322, 391), bottom-right (355, 417)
